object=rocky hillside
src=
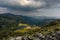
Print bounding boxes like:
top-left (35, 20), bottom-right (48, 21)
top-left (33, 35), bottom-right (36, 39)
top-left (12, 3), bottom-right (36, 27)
top-left (0, 13), bottom-right (60, 40)
top-left (0, 19), bottom-right (60, 40)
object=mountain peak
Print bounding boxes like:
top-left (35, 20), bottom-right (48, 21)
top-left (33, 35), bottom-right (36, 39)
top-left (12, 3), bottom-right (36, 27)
top-left (2, 13), bottom-right (15, 16)
top-left (3, 13), bottom-right (13, 15)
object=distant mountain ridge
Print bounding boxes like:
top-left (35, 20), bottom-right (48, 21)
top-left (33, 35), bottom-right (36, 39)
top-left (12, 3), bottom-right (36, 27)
top-left (0, 13), bottom-right (59, 26)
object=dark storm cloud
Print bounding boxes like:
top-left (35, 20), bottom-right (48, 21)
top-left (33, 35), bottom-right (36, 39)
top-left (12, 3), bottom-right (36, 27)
top-left (0, 0), bottom-right (45, 11)
top-left (43, 0), bottom-right (60, 8)
top-left (0, 0), bottom-right (60, 11)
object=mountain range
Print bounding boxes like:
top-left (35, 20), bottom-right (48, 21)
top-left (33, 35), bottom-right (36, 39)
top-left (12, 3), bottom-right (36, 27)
top-left (0, 13), bottom-right (60, 39)
top-left (0, 13), bottom-right (59, 26)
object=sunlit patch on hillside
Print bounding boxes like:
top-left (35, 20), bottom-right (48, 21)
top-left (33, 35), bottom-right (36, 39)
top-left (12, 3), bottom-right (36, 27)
top-left (15, 23), bottom-right (31, 33)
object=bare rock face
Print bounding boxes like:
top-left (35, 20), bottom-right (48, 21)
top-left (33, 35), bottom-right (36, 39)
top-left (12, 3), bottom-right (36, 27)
top-left (6, 31), bottom-right (60, 40)
top-left (32, 33), bottom-right (44, 40)
top-left (55, 31), bottom-right (60, 40)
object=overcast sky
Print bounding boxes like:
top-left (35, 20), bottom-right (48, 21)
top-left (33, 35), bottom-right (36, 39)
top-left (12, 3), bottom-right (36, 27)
top-left (0, 0), bottom-right (60, 17)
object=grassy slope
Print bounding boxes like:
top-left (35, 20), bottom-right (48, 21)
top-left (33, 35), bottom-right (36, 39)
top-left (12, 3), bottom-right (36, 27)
top-left (15, 20), bottom-right (60, 36)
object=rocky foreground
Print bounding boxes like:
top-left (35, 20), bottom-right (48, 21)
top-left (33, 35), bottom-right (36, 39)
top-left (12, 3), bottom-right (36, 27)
top-left (1, 31), bottom-right (60, 40)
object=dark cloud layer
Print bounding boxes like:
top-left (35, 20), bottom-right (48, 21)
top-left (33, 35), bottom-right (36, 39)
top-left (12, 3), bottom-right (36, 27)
top-left (0, 0), bottom-right (44, 11)
top-left (0, 0), bottom-right (60, 11)
top-left (0, 0), bottom-right (60, 17)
